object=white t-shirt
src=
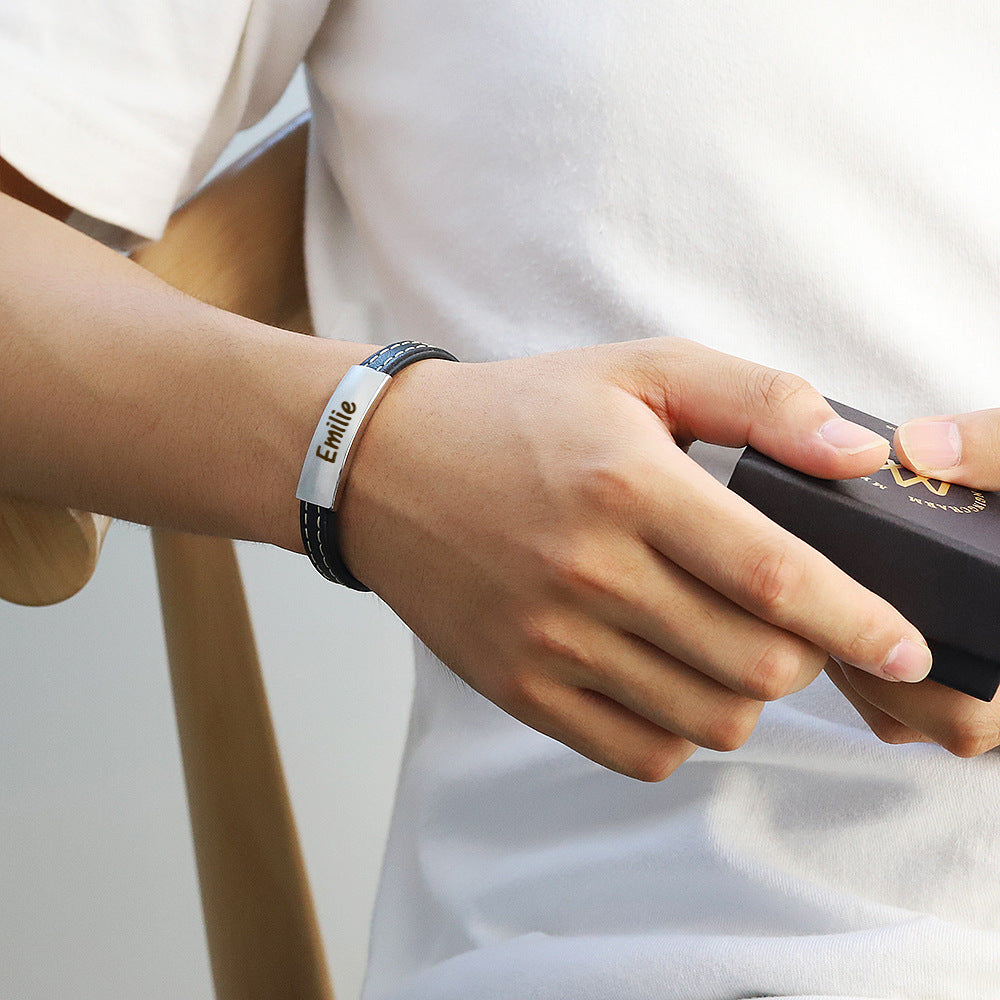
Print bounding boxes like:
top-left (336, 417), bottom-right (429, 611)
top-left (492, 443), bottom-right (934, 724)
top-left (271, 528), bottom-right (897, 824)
top-left (3, 4), bottom-right (1000, 999)
top-left (0, 2), bottom-right (328, 237)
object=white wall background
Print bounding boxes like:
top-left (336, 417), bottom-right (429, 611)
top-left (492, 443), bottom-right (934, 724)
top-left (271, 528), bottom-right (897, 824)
top-left (0, 72), bottom-right (415, 1000)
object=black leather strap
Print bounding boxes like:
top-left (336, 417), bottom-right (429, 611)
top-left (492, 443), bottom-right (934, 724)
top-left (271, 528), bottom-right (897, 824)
top-left (361, 340), bottom-right (458, 377)
top-left (300, 340), bottom-right (458, 590)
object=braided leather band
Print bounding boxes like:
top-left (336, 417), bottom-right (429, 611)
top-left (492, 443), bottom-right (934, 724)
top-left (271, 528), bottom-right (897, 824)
top-left (299, 340), bottom-right (459, 589)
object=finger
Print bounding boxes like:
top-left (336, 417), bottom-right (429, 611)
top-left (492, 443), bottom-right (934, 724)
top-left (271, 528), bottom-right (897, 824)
top-left (612, 339), bottom-right (890, 479)
top-left (895, 408), bottom-right (1000, 490)
top-left (515, 674), bottom-right (698, 782)
top-left (568, 536), bottom-right (829, 701)
top-left (538, 615), bottom-right (767, 750)
top-left (824, 660), bottom-right (933, 745)
top-left (641, 446), bottom-right (932, 683)
top-left (838, 663), bottom-right (1000, 758)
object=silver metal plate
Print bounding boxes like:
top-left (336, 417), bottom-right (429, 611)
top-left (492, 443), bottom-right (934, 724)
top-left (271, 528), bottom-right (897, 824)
top-left (296, 365), bottom-right (392, 509)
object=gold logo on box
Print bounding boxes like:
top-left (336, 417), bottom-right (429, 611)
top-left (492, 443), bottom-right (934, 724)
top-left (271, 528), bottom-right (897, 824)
top-left (863, 459), bottom-right (987, 513)
top-left (882, 459), bottom-right (952, 496)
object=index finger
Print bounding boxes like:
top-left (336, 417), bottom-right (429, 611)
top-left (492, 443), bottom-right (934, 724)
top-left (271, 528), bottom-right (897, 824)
top-left (642, 447), bottom-right (932, 683)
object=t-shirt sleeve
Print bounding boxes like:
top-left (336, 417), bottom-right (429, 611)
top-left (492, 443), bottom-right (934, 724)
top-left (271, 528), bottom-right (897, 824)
top-left (0, 1), bottom-right (329, 239)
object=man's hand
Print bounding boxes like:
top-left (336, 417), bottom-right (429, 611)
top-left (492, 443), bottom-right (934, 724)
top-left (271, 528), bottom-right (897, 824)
top-left (829, 407), bottom-right (1000, 756)
top-left (340, 337), bottom-right (932, 780)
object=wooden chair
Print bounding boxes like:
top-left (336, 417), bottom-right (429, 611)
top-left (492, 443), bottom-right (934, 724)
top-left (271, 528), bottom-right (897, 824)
top-left (0, 112), bottom-right (335, 1000)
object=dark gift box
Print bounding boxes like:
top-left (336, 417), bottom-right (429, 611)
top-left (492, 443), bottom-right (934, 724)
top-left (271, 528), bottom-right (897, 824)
top-left (728, 400), bottom-right (1000, 701)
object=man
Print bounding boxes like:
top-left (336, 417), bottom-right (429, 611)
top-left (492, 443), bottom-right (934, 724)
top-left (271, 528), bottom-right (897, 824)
top-left (3, 3), bottom-right (999, 997)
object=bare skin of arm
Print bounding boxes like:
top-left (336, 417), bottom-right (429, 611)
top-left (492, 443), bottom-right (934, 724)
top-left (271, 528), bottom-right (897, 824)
top-left (0, 183), bottom-right (371, 551)
top-left (2, 160), bottom-right (960, 780)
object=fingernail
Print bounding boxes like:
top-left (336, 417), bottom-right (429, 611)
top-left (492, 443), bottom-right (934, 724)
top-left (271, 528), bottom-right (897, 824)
top-left (882, 639), bottom-right (933, 682)
top-left (819, 417), bottom-right (889, 455)
top-left (897, 420), bottom-right (961, 472)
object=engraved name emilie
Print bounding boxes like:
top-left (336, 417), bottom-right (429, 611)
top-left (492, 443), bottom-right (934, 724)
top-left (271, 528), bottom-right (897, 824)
top-left (315, 400), bottom-right (357, 463)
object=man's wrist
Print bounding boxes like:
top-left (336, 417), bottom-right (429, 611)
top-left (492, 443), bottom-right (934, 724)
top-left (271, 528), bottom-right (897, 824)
top-left (260, 335), bottom-right (374, 555)
top-left (296, 341), bottom-right (459, 588)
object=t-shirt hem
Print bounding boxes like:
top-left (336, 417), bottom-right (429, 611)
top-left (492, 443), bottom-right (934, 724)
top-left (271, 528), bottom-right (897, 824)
top-left (0, 66), bottom-right (189, 239)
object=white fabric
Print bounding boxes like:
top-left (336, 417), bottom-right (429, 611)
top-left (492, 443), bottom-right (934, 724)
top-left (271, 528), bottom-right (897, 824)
top-left (4, 3), bottom-right (1000, 998)
top-left (0, 1), bottom-right (328, 238)
top-left (303, 5), bottom-right (1000, 999)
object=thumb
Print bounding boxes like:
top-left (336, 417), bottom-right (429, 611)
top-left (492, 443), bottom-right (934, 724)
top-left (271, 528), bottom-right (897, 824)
top-left (895, 408), bottom-right (1000, 490)
top-left (637, 340), bottom-right (890, 479)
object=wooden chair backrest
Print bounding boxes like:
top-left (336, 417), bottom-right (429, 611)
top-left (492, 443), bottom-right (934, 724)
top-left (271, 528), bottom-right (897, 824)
top-left (1, 112), bottom-right (335, 1000)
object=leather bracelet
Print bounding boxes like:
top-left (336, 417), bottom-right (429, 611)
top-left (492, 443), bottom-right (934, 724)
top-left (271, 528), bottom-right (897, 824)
top-left (297, 340), bottom-right (459, 589)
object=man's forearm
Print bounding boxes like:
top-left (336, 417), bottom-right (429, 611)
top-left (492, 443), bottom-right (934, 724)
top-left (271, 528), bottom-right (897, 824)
top-left (0, 190), bottom-right (371, 551)
top-left (0, 180), bottom-right (963, 779)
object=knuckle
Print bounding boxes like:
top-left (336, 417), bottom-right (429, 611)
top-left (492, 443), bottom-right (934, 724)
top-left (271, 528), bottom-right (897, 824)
top-left (502, 664), bottom-right (549, 711)
top-left (742, 638), bottom-right (806, 700)
top-left (747, 367), bottom-right (813, 418)
top-left (502, 669), bottom-right (573, 736)
top-left (740, 542), bottom-right (804, 619)
top-left (582, 455), bottom-right (645, 516)
top-left (541, 543), bottom-right (621, 603)
top-left (942, 714), bottom-right (1000, 759)
top-left (517, 610), bottom-right (576, 661)
top-left (624, 742), bottom-right (684, 783)
top-left (988, 433), bottom-right (1000, 472)
top-left (980, 411), bottom-right (1000, 466)
top-left (960, 415), bottom-right (1000, 490)
top-left (515, 609), bottom-right (602, 681)
top-left (869, 719), bottom-right (918, 746)
top-left (837, 611), bottom-right (889, 670)
top-left (699, 698), bottom-right (763, 752)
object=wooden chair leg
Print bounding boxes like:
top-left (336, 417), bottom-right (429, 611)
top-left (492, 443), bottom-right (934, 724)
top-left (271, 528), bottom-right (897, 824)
top-left (152, 528), bottom-right (334, 1000)
top-left (0, 498), bottom-right (111, 605)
